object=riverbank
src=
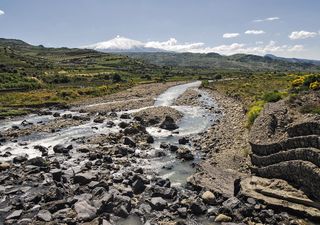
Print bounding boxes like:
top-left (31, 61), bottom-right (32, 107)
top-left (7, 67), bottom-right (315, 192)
top-left (0, 81), bottom-right (314, 225)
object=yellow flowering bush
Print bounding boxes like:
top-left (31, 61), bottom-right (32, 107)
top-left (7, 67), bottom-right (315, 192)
top-left (310, 81), bottom-right (320, 90)
top-left (291, 76), bottom-right (305, 87)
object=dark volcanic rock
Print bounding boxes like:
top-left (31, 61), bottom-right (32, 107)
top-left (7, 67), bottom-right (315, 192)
top-left (123, 137), bottom-right (136, 147)
top-left (120, 113), bottom-right (131, 119)
top-left (26, 157), bottom-right (47, 167)
top-left (159, 116), bottom-right (178, 131)
top-left (13, 155), bottom-right (28, 164)
top-left (74, 200), bottom-right (97, 221)
top-left (53, 144), bottom-right (72, 154)
top-left (176, 147), bottom-right (194, 160)
top-left (74, 172), bottom-right (96, 185)
top-left (132, 177), bottom-right (146, 194)
top-left (149, 197), bottom-right (167, 211)
top-left (178, 137), bottom-right (189, 145)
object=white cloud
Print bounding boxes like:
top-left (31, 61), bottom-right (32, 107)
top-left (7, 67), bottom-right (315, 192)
top-left (254, 17), bottom-right (280, 22)
top-left (84, 36), bottom-right (304, 56)
top-left (222, 33), bottom-right (240, 39)
top-left (289, 31), bottom-right (318, 40)
top-left (245, 30), bottom-right (266, 35)
top-left (191, 41), bottom-right (303, 55)
top-left (0, 10), bottom-right (4, 16)
top-left (145, 38), bottom-right (204, 52)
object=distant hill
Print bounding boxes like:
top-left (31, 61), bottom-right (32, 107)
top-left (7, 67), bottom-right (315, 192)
top-left (0, 38), bottom-right (162, 90)
top-left (265, 54), bottom-right (320, 66)
top-left (124, 52), bottom-right (320, 72)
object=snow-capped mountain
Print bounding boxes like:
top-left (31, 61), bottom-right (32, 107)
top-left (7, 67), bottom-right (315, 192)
top-left (83, 35), bottom-right (165, 52)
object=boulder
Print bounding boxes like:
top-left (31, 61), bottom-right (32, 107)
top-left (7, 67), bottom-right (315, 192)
top-left (146, 135), bottom-right (154, 144)
top-left (74, 172), bottom-right (96, 185)
top-left (159, 116), bottom-right (178, 131)
top-left (149, 197), bottom-right (167, 211)
top-left (6, 210), bottom-right (23, 220)
top-left (114, 205), bottom-right (129, 218)
top-left (201, 191), bottom-right (215, 204)
top-left (106, 121), bottom-right (115, 128)
top-left (37, 210), bottom-right (52, 222)
top-left (53, 144), bottom-right (72, 154)
top-left (13, 155), bottom-right (28, 164)
top-left (26, 157), bottom-right (47, 167)
top-left (132, 177), bottom-right (146, 194)
top-left (93, 117), bottom-right (104, 123)
top-left (74, 200), bottom-right (97, 221)
top-left (120, 113), bottom-right (131, 119)
top-left (118, 121), bottom-right (129, 129)
top-left (214, 214), bottom-right (232, 222)
top-left (123, 137), bottom-right (136, 147)
top-left (178, 137), bottom-right (189, 145)
top-left (190, 199), bottom-right (206, 215)
top-left (177, 148), bottom-right (194, 160)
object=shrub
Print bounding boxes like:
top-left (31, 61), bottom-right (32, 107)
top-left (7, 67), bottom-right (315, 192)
top-left (58, 90), bottom-right (79, 99)
top-left (291, 76), bottom-right (304, 87)
top-left (310, 81), bottom-right (320, 90)
top-left (247, 101), bottom-right (264, 127)
top-left (262, 91), bottom-right (283, 102)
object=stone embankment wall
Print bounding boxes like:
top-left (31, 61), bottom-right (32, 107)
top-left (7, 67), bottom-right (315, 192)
top-left (249, 100), bottom-right (320, 201)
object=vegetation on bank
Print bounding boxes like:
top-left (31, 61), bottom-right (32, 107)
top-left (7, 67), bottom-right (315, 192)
top-left (1, 38), bottom-right (319, 119)
top-left (0, 38), bottom-right (198, 117)
top-left (203, 72), bottom-right (320, 127)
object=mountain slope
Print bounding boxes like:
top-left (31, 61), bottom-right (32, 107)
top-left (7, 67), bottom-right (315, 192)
top-left (124, 52), bottom-right (320, 72)
top-left (265, 54), bottom-right (320, 66)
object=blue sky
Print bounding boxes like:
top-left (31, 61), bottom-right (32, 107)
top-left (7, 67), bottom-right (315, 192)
top-left (0, 0), bottom-right (320, 59)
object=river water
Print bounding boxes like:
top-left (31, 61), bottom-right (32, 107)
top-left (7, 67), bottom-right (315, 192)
top-left (0, 81), bottom-right (220, 224)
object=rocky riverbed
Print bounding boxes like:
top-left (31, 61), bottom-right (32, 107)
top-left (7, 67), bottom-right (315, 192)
top-left (0, 81), bottom-right (315, 225)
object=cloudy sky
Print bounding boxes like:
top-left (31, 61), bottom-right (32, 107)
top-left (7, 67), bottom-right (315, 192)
top-left (0, 0), bottom-right (320, 59)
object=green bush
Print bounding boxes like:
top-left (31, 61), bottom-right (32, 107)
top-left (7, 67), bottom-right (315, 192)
top-left (262, 91), bottom-right (283, 102)
top-left (247, 101), bottom-right (264, 127)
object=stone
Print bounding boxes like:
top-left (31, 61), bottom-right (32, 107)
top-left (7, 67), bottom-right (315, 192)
top-left (159, 116), bottom-right (178, 130)
top-left (169, 145), bottom-right (178, 152)
top-left (201, 191), bottom-right (215, 204)
top-left (93, 117), bottom-right (104, 123)
top-left (118, 121), bottom-right (129, 129)
top-left (177, 148), bottom-right (194, 160)
top-left (149, 197), bottom-right (167, 211)
top-left (6, 209), bottom-right (23, 220)
top-left (120, 113), bottom-right (131, 119)
top-left (123, 137), bottom-right (136, 147)
top-left (74, 200), bottom-right (97, 221)
top-left (214, 214), bottom-right (232, 222)
top-left (13, 155), bottom-right (28, 164)
top-left (114, 205), bottom-right (129, 218)
top-left (53, 144), bottom-right (71, 154)
top-left (53, 112), bottom-right (60, 117)
top-left (152, 186), bottom-right (177, 199)
top-left (0, 162), bottom-right (11, 171)
top-left (190, 200), bottom-right (206, 215)
top-left (74, 172), bottom-right (96, 185)
top-left (177, 207), bottom-right (188, 218)
top-left (178, 137), bottom-right (189, 145)
top-left (132, 177), bottom-right (146, 194)
top-left (51, 169), bottom-right (63, 182)
top-left (37, 210), bottom-right (52, 222)
top-left (26, 157), bottom-right (47, 167)
top-left (106, 121), bottom-right (115, 128)
top-left (146, 135), bottom-right (154, 144)
top-left (223, 197), bottom-right (241, 210)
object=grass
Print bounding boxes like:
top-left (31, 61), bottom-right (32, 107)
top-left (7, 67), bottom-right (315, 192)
top-left (203, 73), bottom-right (293, 127)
